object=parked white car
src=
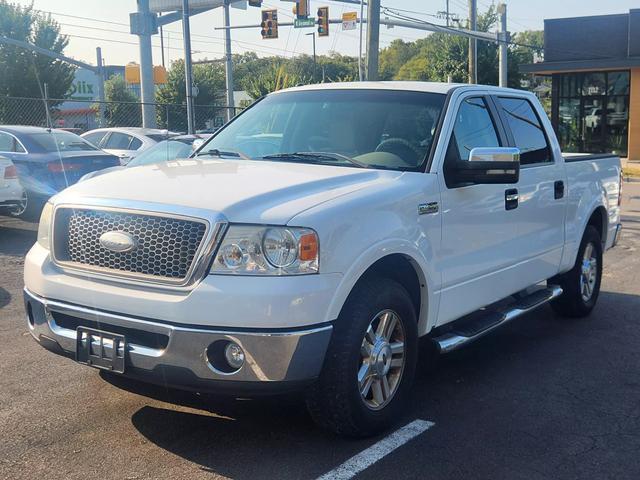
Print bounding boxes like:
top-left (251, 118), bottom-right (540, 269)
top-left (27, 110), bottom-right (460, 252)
top-left (24, 82), bottom-right (622, 437)
top-left (0, 156), bottom-right (24, 214)
top-left (81, 127), bottom-right (177, 164)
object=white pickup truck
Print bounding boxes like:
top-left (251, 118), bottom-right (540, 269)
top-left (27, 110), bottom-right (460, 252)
top-left (24, 82), bottom-right (622, 437)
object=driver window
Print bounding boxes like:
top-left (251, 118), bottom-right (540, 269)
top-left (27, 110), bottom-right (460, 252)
top-left (450, 97), bottom-right (500, 162)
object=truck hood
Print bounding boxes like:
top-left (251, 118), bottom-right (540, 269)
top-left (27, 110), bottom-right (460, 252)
top-left (55, 158), bottom-right (401, 224)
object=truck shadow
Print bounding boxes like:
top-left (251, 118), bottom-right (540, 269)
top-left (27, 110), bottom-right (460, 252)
top-left (0, 217), bottom-right (37, 256)
top-left (124, 288), bottom-right (640, 479)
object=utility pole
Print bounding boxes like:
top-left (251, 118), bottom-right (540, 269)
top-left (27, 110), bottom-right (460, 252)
top-left (358, 0), bottom-right (365, 81)
top-left (223, 0), bottom-right (235, 123)
top-left (366, 0), bottom-right (380, 81)
top-left (468, 0), bottom-right (477, 84)
top-left (498, 3), bottom-right (508, 88)
top-left (159, 24), bottom-right (165, 68)
top-left (135, 0), bottom-right (157, 127)
top-left (182, 0), bottom-right (195, 134)
top-left (96, 47), bottom-right (106, 127)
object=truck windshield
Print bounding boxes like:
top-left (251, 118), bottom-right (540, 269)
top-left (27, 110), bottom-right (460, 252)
top-left (201, 89), bottom-right (446, 171)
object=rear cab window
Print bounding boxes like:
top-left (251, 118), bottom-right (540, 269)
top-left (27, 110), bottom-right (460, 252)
top-left (496, 96), bottom-right (552, 165)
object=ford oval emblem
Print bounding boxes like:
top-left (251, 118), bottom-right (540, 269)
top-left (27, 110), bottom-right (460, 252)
top-left (99, 231), bottom-right (137, 253)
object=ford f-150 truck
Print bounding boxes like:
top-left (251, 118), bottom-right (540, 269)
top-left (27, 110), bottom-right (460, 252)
top-left (23, 82), bottom-right (622, 437)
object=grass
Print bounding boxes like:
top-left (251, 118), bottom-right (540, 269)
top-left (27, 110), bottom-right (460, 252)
top-left (623, 164), bottom-right (640, 178)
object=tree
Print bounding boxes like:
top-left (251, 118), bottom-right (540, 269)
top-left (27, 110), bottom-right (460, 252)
top-left (155, 59), bottom-right (226, 131)
top-left (379, 39), bottom-right (420, 80)
top-left (0, 1), bottom-right (75, 124)
top-left (0, 2), bottom-right (75, 98)
top-left (245, 62), bottom-right (304, 100)
top-left (102, 75), bottom-right (141, 127)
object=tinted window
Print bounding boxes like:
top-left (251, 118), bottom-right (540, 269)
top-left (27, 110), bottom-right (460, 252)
top-left (30, 131), bottom-right (98, 152)
top-left (498, 97), bottom-right (551, 164)
top-left (104, 132), bottom-right (133, 149)
top-left (129, 137), bottom-right (143, 150)
top-left (451, 97), bottom-right (500, 161)
top-left (0, 132), bottom-right (25, 152)
top-left (83, 131), bottom-right (108, 147)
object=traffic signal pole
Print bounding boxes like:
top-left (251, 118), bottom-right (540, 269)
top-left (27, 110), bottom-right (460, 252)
top-left (136, 0), bottom-right (157, 128)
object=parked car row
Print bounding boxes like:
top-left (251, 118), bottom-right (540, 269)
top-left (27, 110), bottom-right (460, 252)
top-left (0, 126), bottom-right (195, 220)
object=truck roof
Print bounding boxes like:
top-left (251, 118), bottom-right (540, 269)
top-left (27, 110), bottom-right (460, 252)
top-left (276, 81), bottom-right (531, 97)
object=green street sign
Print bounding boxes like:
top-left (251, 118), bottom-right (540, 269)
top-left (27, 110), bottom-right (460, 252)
top-left (294, 17), bottom-right (315, 28)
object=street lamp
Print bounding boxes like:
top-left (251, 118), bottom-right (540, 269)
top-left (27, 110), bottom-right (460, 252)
top-left (306, 31), bottom-right (316, 83)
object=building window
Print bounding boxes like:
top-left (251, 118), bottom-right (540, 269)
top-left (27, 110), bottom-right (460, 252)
top-left (554, 71), bottom-right (630, 156)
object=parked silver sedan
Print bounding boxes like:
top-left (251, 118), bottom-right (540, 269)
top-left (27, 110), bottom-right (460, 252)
top-left (81, 127), bottom-right (178, 164)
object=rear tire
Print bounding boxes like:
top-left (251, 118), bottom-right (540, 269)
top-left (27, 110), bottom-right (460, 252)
top-left (8, 190), bottom-right (43, 222)
top-left (306, 276), bottom-right (418, 437)
top-left (550, 226), bottom-right (603, 318)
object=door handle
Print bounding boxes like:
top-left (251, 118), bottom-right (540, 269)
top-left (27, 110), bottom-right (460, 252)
top-left (505, 188), bottom-right (518, 210)
top-left (554, 180), bottom-right (565, 199)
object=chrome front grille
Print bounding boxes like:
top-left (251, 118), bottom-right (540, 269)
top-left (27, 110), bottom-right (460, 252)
top-left (53, 207), bottom-right (211, 285)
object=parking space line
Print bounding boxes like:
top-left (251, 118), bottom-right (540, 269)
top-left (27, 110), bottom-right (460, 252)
top-left (316, 419), bottom-right (435, 480)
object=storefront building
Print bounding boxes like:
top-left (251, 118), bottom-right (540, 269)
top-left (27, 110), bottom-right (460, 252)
top-left (521, 9), bottom-right (640, 159)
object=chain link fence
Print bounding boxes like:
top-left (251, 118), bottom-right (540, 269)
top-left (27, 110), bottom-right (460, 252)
top-left (0, 96), bottom-right (243, 134)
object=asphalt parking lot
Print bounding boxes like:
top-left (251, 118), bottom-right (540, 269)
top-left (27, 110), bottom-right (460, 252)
top-left (1, 184), bottom-right (640, 480)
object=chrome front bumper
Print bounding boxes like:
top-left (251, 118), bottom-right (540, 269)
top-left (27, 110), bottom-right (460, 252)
top-left (24, 288), bottom-right (332, 393)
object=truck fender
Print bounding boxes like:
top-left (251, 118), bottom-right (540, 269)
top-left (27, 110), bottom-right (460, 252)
top-left (325, 238), bottom-right (438, 336)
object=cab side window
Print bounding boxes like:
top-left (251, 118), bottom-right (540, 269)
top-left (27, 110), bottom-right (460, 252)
top-left (497, 97), bottom-right (551, 165)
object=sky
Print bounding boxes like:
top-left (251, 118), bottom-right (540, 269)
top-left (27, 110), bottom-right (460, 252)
top-left (10, 0), bottom-right (640, 67)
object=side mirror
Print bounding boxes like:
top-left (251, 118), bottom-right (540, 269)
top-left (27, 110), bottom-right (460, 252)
top-left (453, 147), bottom-right (520, 185)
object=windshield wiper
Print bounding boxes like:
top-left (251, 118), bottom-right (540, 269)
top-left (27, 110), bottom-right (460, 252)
top-left (196, 148), bottom-right (248, 159)
top-left (261, 152), bottom-right (369, 169)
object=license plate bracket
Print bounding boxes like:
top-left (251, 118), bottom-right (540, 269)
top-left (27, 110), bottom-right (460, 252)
top-left (76, 327), bottom-right (126, 373)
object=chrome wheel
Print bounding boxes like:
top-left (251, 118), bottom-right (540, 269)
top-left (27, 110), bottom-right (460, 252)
top-left (9, 190), bottom-right (27, 217)
top-left (580, 242), bottom-right (598, 302)
top-left (358, 309), bottom-right (406, 410)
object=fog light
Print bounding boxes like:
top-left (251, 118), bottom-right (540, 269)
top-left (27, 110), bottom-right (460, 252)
top-left (224, 342), bottom-right (245, 370)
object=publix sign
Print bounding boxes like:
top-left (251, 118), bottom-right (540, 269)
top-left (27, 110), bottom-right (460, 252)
top-left (63, 68), bottom-right (100, 105)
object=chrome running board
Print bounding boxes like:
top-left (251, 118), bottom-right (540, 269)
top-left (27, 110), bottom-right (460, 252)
top-left (434, 285), bottom-right (563, 354)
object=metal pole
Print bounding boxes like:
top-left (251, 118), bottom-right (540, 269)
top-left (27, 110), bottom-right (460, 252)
top-left (446, 0), bottom-right (450, 26)
top-left (223, 0), bottom-right (235, 123)
top-left (468, 0), bottom-right (477, 84)
top-left (366, 0), bottom-right (380, 81)
top-left (43, 82), bottom-right (52, 129)
top-left (307, 32), bottom-right (316, 82)
top-left (358, 0), bottom-right (364, 81)
top-left (159, 24), bottom-right (165, 68)
top-left (182, 0), bottom-right (195, 134)
top-left (96, 47), bottom-right (106, 127)
top-left (498, 3), bottom-right (508, 88)
top-left (137, 0), bottom-right (157, 127)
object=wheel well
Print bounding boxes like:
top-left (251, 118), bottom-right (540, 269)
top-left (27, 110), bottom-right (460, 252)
top-left (587, 207), bottom-right (607, 244)
top-left (356, 254), bottom-right (423, 321)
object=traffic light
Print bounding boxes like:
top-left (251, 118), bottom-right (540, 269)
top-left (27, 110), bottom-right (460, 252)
top-left (248, 0), bottom-right (262, 6)
top-left (295, 0), bottom-right (309, 19)
top-left (317, 7), bottom-right (329, 36)
top-left (261, 9), bottom-right (278, 39)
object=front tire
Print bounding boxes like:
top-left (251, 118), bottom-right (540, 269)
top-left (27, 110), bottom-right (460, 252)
top-left (306, 276), bottom-right (418, 437)
top-left (550, 225), bottom-right (603, 318)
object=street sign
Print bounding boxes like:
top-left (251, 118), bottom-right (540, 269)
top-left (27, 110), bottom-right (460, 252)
top-left (294, 17), bottom-right (315, 28)
top-left (342, 11), bottom-right (357, 31)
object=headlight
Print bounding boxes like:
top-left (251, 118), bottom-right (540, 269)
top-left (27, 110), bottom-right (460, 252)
top-left (37, 202), bottom-right (54, 250)
top-left (211, 225), bottom-right (319, 275)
